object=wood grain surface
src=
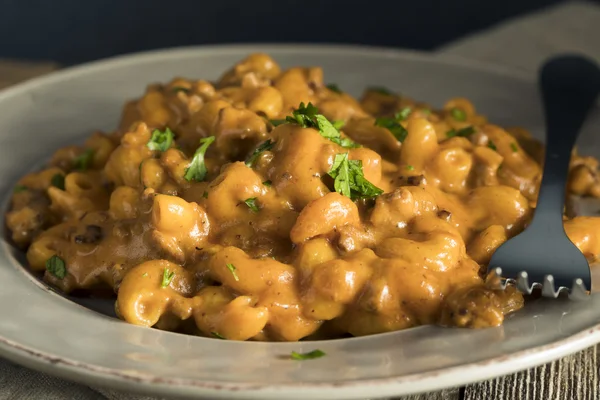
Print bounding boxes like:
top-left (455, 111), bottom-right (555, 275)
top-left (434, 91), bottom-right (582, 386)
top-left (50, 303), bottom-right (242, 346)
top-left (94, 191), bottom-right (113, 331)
top-left (1, 60), bottom-right (597, 400)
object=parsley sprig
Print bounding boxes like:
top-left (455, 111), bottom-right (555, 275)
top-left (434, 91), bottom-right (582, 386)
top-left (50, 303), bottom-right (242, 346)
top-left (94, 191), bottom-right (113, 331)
top-left (446, 126), bottom-right (475, 138)
top-left (161, 267), bottom-right (175, 288)
top-left (244, 197), bottom-right (259, 212)
top-left (74, 149), bottom-right (95, 171)
top-left (328, 153), bottom-right (383, 200)
top-left (290, 349), bottom-right (326, 360)
top-left (368, 86), bottom-right (394, 95)
top-left (226, 263), bottom-right (239, 281)
top-left (147, 128), bottom-right (175, 152)
top-left (286, 103), bottom-right (359, 149)
top-left (184, 136), bottom-right (215, 181)
top-left (51, 173), bottom-right (65, 190)
top-left (450, 107), bottom-right (467, 121)
top-left (245, 140), bottom-right (273, 167)
top-left (326, 83), bottom-right (342, 94)
top-left (46, 255), bottom-right (66, 279)
top-left (374, 113), bottom-right (409, 143)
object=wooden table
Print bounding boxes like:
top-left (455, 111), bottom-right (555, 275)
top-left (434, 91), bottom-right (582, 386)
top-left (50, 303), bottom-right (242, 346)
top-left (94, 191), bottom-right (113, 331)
top-left (1, 59), bottom-right (598, 400)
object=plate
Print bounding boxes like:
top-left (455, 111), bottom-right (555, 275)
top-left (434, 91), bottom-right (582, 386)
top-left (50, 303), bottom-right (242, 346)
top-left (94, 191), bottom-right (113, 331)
top-left (1, 44), bottom-right (600, 400)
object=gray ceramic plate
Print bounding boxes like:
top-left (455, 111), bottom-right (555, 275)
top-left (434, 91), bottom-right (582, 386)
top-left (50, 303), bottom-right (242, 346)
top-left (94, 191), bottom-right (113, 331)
top-left (1, 45), bottom-right (600, 400)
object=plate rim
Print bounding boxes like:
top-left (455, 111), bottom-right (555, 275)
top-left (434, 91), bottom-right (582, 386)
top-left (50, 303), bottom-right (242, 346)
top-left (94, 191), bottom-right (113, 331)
top-left (0, 43), bottom-right (597, 399)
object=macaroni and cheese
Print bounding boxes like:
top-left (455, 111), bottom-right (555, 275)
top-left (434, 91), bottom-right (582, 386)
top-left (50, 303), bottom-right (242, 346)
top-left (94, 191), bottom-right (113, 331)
top-left (6, 54), bottom-right (600, 341)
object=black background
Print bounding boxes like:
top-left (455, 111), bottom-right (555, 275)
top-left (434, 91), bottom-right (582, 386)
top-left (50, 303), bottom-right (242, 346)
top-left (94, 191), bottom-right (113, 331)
top-left (0, 0), bottom-right (589, 65)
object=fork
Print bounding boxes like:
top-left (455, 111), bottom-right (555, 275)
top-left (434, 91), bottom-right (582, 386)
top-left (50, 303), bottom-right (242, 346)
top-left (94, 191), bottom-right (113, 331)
top-left (488, 55), bottom-right (600, 299)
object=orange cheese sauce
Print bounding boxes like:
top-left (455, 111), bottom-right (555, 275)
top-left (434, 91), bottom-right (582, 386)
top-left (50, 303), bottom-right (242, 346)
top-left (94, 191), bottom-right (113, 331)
top-left (6, 53), bottom-right (600, 341)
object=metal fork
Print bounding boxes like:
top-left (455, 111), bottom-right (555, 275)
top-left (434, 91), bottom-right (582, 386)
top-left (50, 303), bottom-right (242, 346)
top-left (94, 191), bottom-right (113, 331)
top-left (488, 55), bottom-right (600, 299)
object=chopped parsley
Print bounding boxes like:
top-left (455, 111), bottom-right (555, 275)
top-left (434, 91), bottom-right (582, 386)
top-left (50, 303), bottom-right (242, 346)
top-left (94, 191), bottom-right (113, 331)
top-left (74, 149), bottom-right (95, 171)
top-left (396, 107), bottom-right (412, 121)
top-left (263, 180), bottom-right (272, 187)
top-left (45, 255), bottom-right (66, 279)
top-left (211, 332), bottom-right (226, 339)
top-left (161, 268), bottom-right (175, 288)
top-left (147, 127), bottom-right (175, 152)
top-left (285, 103), bottom-right (359, 148)
top-left (245, 140), bottom-right (274, 167)
top-left (226, 263), bottom-right (239, 281)
top-left (244, 197), bottom-right (259, 212)
top-left (290, 349), bottom-right (326, 360)
top-left (50, 173), bottom-right (65, 190)
top-left (184, 136), bottom-right (215, 181)
top-left (326, 83), bottom-right (342, 94)
top-left (446, 126), bottom-right (476, 138)
top-left (286, 102), bottom-right (319, 127)
top-left (450, 107), bottom-right (467, 121)
top-left (269, 119), bottom-right (287, 127)
top-left (172, 86), bottom-right (191, 93)
top-left (488, 140), bottom-right (497, 151)
top-left (14, 185), bottom-right (28, 193)
top-left (406, 165), bottom-right (415, 171)
top-left (328, 153), bottom-right (383, 200)
top-left (374, 115), bottom-right (408, 142)
top-left (510, 142), bottom-right (518, 152)
top-left (332, 120), bottom-right (345, 130)
top-left (202, 191), bottom-right (209, 199)
top-left (368, 86), bottom-right (394, 96)
top-left (142, 272), bottom-right (148, 278)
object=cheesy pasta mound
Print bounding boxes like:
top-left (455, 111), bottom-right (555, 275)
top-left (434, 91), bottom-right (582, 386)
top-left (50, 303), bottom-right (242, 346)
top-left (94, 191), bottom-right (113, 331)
top-left (7, 54), bottom-right (600, 341)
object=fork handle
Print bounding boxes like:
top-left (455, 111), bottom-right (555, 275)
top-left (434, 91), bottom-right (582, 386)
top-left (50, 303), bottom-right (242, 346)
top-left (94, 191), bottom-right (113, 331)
top-left (532, 55), bottom-right (600, 229)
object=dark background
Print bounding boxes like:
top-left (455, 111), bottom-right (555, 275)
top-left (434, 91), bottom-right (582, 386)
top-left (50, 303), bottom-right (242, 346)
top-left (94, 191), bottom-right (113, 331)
top-left (0, 0), bottom-right (587, 65)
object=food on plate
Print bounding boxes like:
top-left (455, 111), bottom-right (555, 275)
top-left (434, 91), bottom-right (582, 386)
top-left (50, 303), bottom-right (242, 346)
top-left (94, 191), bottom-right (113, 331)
top-left (7, 53), bottom-right (600, 341)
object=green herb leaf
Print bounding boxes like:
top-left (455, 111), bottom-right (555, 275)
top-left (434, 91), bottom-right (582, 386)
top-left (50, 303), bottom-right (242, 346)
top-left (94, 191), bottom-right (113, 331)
top-left (374, 116), bottom-right (408, 142)
top-left (74, 149), bottom-right (95, 171)
top-left (290, 349), bottom-right (326, 360)
top-left (269, 119), bottom-right (287, 127)
top-left (446, 126), bottom-right (476, 138)
top-left (406, 165), bottom-right (415, 171)
top-left (332, 120), bottom-right (345, 130)
top-left (368, 86), bottom-right (394, 96)
top-left (45, 255), bottom-right (66, 279)
top-left (14, 185), bottom-right (28, 193)
top-left (50, 173), bottom-right (65, 190)
top-left (161, 268), bottom-right (175, 288)
top-left (326, 83), bottom-right (342, 94)
top-left (488, 140), bottom-right (497, 151)
top-left (316, 115), bottom-right (359, 148)
top-left (510, 142), bottom-right (518, 152)
top-left (285, 103), bottom-right (359, 148)
top-left (226, 263), bottom-right (239, 281)
top-left (245, 140), bottom-right (274, 167)
top-left (263, 180), bottom-right (272, 187)
top-left (172, 86), bottom-right (191, 93)
top-left (244, 197), bottom-right (259, 212)
top-left (184, 136), bottom-right (215, 181)
top-left (328, 153), bottom-right (384, 200)
top-left (142, 272), bottom-right (148, 278)
top-left (450, 107), bottom-right (467, 121)
top-left (147, 127), bottom-right (175, 152)
top-left (396, 107), bottom-right (412, 121)
top-left (202, 191), bottom-right (209, 199)
top-left (211, 331), bottom-right (226, 339)
top-left (286, 102), bottom-right (320, 128)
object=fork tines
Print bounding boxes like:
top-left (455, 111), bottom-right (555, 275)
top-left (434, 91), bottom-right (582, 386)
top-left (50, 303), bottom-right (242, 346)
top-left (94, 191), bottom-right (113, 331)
top-left (491, 267), bottom-right (589, 300)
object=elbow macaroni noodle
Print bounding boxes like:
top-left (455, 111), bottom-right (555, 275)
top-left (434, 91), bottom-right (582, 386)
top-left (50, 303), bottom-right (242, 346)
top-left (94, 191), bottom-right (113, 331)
top-left (6, 53), bottom-right (600, 341)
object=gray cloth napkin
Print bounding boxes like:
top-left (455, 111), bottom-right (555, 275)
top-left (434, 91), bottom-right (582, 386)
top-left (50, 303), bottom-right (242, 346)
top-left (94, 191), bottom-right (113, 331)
top-left (1, 1), bottom-right (599, 399)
